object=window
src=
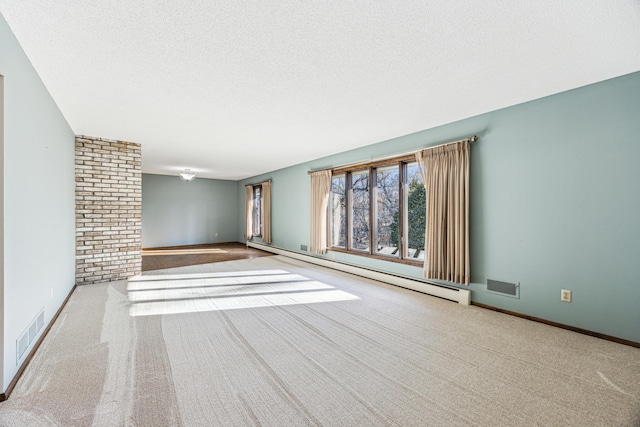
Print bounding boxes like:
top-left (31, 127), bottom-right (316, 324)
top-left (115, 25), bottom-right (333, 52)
top-left (350, 170), bottom-right (370, 251)
top-left (404, 162), bottom-right (425, 261)
top-left (330, 174), bottom-right (346, 247)
top-left (252, 185), bottom-right (262, 237)
top-left (329, 157), bottom-right (425, 264)
top-left (375, 165), bottom-right (399, 257)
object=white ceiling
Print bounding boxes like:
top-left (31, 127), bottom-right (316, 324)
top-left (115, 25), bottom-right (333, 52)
top-left (1, 1), bottom-right (639, 180)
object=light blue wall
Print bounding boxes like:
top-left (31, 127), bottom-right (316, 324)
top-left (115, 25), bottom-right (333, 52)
top-left (142, 173), bottom-right (238, 248)
top-left (0, 14), bottom-right (76, 391)
top-left (238, 71), bottom-right (640, 344)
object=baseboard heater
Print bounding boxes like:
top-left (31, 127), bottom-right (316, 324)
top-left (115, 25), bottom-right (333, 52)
top-left (247, 242), bottom-right (470, 305)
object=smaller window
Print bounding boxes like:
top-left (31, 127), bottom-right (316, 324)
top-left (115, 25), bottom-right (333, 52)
top-left (330, 174), bottom-right (347, 248)
top-left (350, 170), bottom-right (370, 252)
top-left (252, 186), bottom-right (262, 237)
top-left (404, 162), bottom-right (425, 261)
top-left (375, 165), bottom-right (400, 257)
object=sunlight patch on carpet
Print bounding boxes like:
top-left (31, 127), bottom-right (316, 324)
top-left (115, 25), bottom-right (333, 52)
top-left (128, 270), bottom-right (359, 316)
top-left (130, 269), bottom-right (292, 284)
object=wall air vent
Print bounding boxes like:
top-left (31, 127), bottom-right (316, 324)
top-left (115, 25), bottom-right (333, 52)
top-left (16, 307), bottom-right (45, 364)
top-left (17, 334), bottom-right (29, 362)
top-left (37, 311), bottom-right (45, 331)
top-left (486, 279), bottom-right (520, 299)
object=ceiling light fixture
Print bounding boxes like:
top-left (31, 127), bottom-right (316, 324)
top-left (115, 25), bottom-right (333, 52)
top-left (179, 169), bottom-right (196, 181)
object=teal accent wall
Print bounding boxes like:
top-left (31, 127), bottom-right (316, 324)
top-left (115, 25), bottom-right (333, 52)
top-left (142, 173), bottom-right (238, 248)
top-left (1, 14), bottom-right (76, 391)
top-left (238, 71), bottom-right (640, 343)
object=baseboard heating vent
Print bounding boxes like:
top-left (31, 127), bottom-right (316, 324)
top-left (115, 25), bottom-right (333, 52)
top-left (16, 334), bottom-right (28, 363)
top-left (486, 279), bottom-right (519, 298)
top-left (247, 241), bottom-right (471, 305)
top-left (17, 307), bottom-right (45, 364)
top-left (37, 310), bottom-right (45, 332)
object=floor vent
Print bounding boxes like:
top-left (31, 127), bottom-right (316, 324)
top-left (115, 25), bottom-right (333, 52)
top-left (486, 279), bottom-right (519, 298)
top-left (17, 308), bottom-right (45, 364)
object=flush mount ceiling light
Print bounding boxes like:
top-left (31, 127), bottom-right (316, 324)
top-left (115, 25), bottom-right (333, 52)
top-left (179, 169), bottom-right (196, 181)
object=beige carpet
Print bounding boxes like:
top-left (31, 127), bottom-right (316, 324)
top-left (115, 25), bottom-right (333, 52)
top-left (1, 255), bottom-right (639, 426)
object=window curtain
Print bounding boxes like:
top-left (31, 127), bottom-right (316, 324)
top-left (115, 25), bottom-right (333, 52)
top-left (309, 170), bottom-right (331, 254)
top-left (416, 140), bottom-right (470, 285)
top-left (261, 181), bottom-right (272, 244)
top-left (245, 185), bottom-right (253, 240)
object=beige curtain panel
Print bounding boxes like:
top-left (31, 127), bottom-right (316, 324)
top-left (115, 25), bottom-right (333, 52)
top-left (309, 170), bottom-right (332, 254)
top-left (261, 181), bottom-right (272, 244)
top-left (416, 140), bottom-right (471, 285)
top-left (244, 185), bottom-right (253, 240)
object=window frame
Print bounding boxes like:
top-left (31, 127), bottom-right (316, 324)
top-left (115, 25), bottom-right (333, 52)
top-left (328, 154), bottom-right (425, 266)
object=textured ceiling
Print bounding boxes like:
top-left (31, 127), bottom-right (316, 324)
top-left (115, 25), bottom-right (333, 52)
top-left (1, 1), bottom-right (639, 180)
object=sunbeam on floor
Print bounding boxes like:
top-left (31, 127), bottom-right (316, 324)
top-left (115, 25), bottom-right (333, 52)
top-left (127, 269), bottom-right (360, 316)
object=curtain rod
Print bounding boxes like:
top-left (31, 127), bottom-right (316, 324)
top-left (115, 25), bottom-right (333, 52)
top-left (244, 178), bottom-right (272, 187)
top-left (307, 135), bottom-right (478, 175)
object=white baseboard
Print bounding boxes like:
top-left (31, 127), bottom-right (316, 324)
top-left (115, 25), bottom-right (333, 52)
top-left (247, 242), bottom-right (470, 305)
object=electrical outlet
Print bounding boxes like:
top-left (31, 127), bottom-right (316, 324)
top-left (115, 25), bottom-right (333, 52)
top-left (50, 287), bottom-right (54, 298)
top-left (215, 232), bottom-right (219, 237)
top-left (561, 289), bottom-right (572, 302)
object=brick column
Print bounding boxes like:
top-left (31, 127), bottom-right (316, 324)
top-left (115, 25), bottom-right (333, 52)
top-left (75, 136), bottom-right (142, 284)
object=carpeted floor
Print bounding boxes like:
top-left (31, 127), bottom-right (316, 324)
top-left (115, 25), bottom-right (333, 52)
top-left (1, 255), bottom-right (639, 426)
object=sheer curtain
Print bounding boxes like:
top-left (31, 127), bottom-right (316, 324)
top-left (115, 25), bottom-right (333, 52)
top-left (416, 140), bottom-right (470, 285)
top-left (261, 181), bottom-right (272, 244)
top-left (309, 170), bottom-right (331, 254)
top-left (244, 185), bottom-right (253, 240)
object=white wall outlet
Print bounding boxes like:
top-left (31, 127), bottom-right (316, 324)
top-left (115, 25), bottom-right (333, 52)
top-left (561, 289), bottom-right (572, 302)
top-left (50, 286), bottom-right (54, 298)
top-left (215, 232), bottom-right (219, 237)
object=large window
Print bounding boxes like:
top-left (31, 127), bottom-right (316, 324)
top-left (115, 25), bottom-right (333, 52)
top-left (329, 157), bottom-right (425, 264)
